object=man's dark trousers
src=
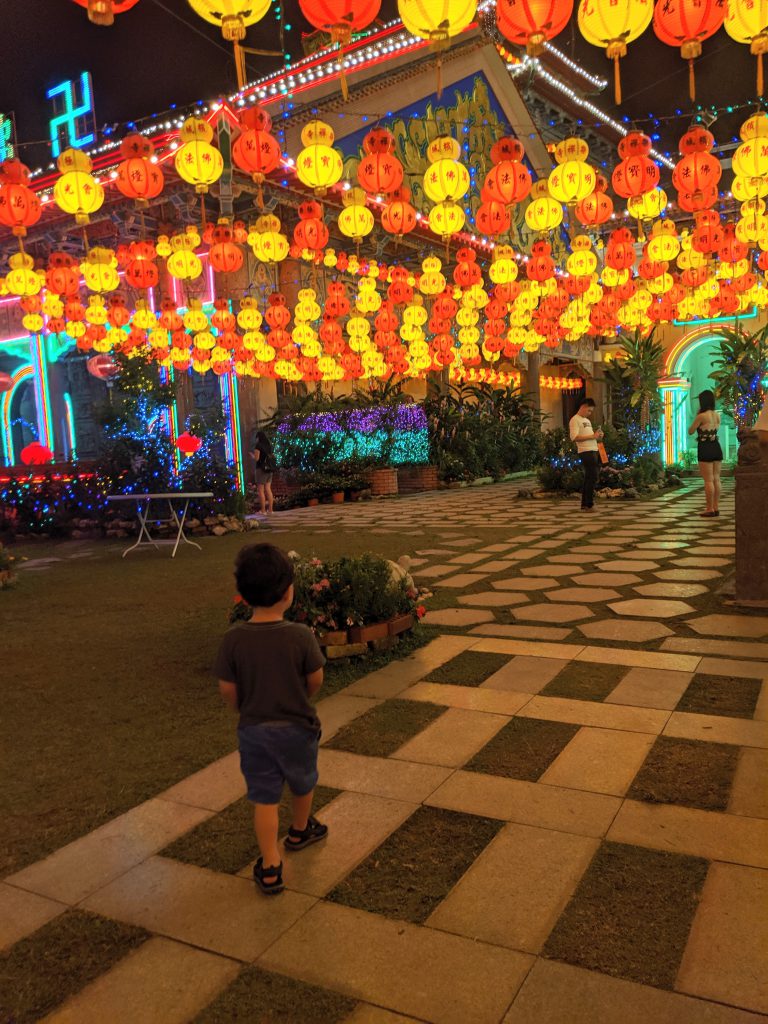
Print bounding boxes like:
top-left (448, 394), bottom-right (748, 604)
top-left (580, 451), bottom-right (599, 509)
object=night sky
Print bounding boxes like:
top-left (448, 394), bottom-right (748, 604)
top-left (0, 0), bottom-right (759, 172)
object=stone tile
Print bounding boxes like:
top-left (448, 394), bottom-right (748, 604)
top-left (478, 559), bottom-right (518, 572)
top-left (664, 712), bottom-right (768, 749)
top-left (400, 681), bottom-right (533, 716)
top-left (259, 902), bottom-right (532, 1024)
top-left (469, 637), bottom-right (586, 660)
top-left (469, 623), bottom-right (574, 641)
top-left (436, 572), bottom-right (489, 588)
top-left (621, 549), bottom-right (677, 561)
top-left (569, 544), bottom-right (627, 554)
top-left (674, 556), bottom-right (731, 567)
top-left (427, 823), bottom-right (598, 953)
top-left (425, 608), bottom-right (495, 627)
top-left (317, 694), bottom-right (382, 743)
top-left (317, 748), bottom-right (452, 802)
top-left (393, 707), bottom-right (510, 768)
top-left (534, 539), bottom-right (566, 549)
top-left (676, 863), bottom-right (768, 1014)
top-left (661, 638), bottom-right (768, 660)
top-left (479, 543), bottom-right (517, 553)
top-left (634, 582), bottom-right (709, 598)
top-left (513, 603), bottom-right (594, 623)
top-left (578, 619), bottom-right (673, 643)
top-left (606, 667), bottom-right (693, 710)
top-left (83, 857), bottom-right (314, 961)
top-left (426, 770), bottom-right (620, 837)
top-left (548, 586), bottom-right (621, 603)
top-left (540, 727), bottom-right (655, 796)
top-left (655, 568), bottom-right (723, 581)
top-left (480, 656), bottom-right (570, 694)
top-left (546, 553), bottom-right (605, 564)
top-left (0, 884), bottom-right (65, 951)
top-left (442, 538), bottom-right (482, 548)
top-left (273, 792), bottom-right (415, 897)
top-left (571, 572), bottom-right (643, 586)
top-left (686, 545), bottom-right (735, 556)
top-left (492, 577), bottom-right (560, 591)
top-left (448, 551), bottom-right (490, 565)
top-left (415, 548), bottom-right (451, 556)
top-left (594, 559), bottom-right (660, 573)
top-left (343, 635), bottom-right (477, 699)
top-left (729, 748), bottom-right (768, 818)
top-left (517, 696), bottom-right (669, 735)
top-left (503, 959), bottom-right (766, 1024)
top-left (607, 800), bottom-right (768, 869)
top-left (521, 565), bottom-right (577, 577)
top-left (608, 598), bottom-right (695, 619)
top-left (687, 615), bottom-right (768, 639)
top-left (42, 937), bottom-right (239, 1024)
top-left (411, 564), bottom-right (456, 579)
top-left (696, 657), bottom-right (768, 680)
top-left (456, 591), bottom-right (529, 607)
top-left (637, 541), bottom-right (689, 549)
top-left (576, 646), bottom-right (701, 673)
top-left (5, 799), bottom-right (212, 905)
top-left (158, 753), bottom-right (243, 812)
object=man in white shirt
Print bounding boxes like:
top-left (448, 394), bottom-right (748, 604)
top-left (569, 398), bottom-right (603, 512)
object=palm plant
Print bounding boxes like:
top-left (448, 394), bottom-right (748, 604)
top-left (710, 323), bottom-right (768, 431)
top-left (604, 327), bottom-right (664, 430)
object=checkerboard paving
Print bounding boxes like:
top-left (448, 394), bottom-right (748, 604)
top-left (4, 479), bottom-right (768, 1023)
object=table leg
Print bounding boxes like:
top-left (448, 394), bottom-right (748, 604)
top-left (121, 499), bottom-right (159, 558)
top-left (170, 499), bottom-right (202, 557)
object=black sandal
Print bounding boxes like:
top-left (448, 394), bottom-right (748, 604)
top-left (284, 816), bottom-right (328, 852)
top-left (253, 857), bottom-right (284, 895)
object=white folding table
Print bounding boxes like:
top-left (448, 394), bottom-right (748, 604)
top-left (106, 492), bottom-right (214, 558)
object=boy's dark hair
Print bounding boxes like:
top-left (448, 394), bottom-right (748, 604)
top-left (235, 544), bottom-right (294, 608)
top-left (580, 398), bottom-right (596, 408)
top-left (698, 389), bottom-right (716, 412)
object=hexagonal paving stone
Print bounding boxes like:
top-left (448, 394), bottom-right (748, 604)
top-left (673, 556), bottom-right (731, 568)
top-left (545, 553), bottom-right (606, 564)
top-left (491, 577), bottom-right (560, 591)
top-left (655, 568), bottom-right (722, 582)
top-left (607, 598), bottom-right (695, 619)
top-left (570, 572), bottom-right (643, 587)
top-left (520, 565), bottom-right (576, 578)
top-left (686, 613), bottom-right (768, 638)
top-left (424, 608), bottom-right (496, 628)
top-left (578, 619), bottom-right (673, 642)
top-left (636, 541), bottom-right (688, 549)
top-left (456, 592), bottom-right (529, 608)
top-left (594, 560), bottom-right (660, 573)
top-left (634, 582), bottom-right (709, 599)
top-left (545, 586), bottom-right (621, 603)
top-left (513, 603), bottom-right (593, 623)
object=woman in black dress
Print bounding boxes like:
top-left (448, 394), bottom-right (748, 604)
top-left (687, 390), bottom-right (723, 517)
top-left (252, 430), bottom-right (275, 516)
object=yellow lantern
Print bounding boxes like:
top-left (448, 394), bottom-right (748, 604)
top-left (397, 0), bottom-right (476, 44)
top-left (81, 247), bottom-right (120, 293)
top-left (53, 148), bottom-right (104, 225)
top-left (338, 187), bottom-right (374, 241)
top-left (548, 138), bottom-right (596, 204)
top-left (174, 117), bottom-right (223, 193)
top-left (627, 187), bottom-right (668, 221)
top-left (423, 136), bottom-right (470, 203)
top-left (187, 0), bottom-right (271, 38)
top-left (732, 138), bottom-right (768, 179)
top-left (184, 300), bottom-right (209, 333)
top-left (578, 0), bottom-right (653, 103)
top-left (732, 174), bottom-right (768, 201)
top-left (429, 201), bottom-right (465, 237)
top-left (5, 253), bottom-right (42, 297)
top-left (419, 256), bottom-right (446, 295)
top-left (295, 120), bottom-right (343, 196)
top-left (249, 213), bottom-right (289, 263)
top-left (524, 194), bottom-right (563, 234)
top-left (725, 1), bottom-right (768, 95)
top-left (647, 221), bottom-right (680, 262)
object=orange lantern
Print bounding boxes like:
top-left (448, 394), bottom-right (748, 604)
top-left (209, 219), bottom-right (244, 274)
top-left (0, 159), bottom-right (41, 240)
top-left (381, 186), bottom-right (417, 238)
top-left (357, 129), bottom-right (403, 196)
top-left (115, 133), bottom-right (164, 206)
top-left (293, 199), bottom-right (329, 251)
top-left (612, 132), bottom-right (659, 198)
top-left (232, 106), bottom-right (281, 206)
top-left (496, 0), bottom-right (573, 55)
top-left (653, 0), bottom-right (725, 100)
top-left (72, 0), bottom-right (140, 25)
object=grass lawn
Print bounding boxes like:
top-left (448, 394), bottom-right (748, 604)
top-left (1, 520), bottom-right (467, 876)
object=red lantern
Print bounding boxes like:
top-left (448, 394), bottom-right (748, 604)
top-left (46, 253), bottom-right (81, 297)
top-left (575, 189), bottom-right (613, 226)
top-left (483, 161), bottom-right (532, 205)
top-left (0, 372), bottom-right (13, 393)
top-left (87, 354), bottom-right (118, 379)
top-left (72, 0), bottom-right (140, 25)
top-left (115, 133), bottom-right (164, 206)
top-left (20, 441), bottom-right (54, 465)
top-left (653, 0), bottom-right (725, 101)
top-left (175, 431), bottom-right (203, 454)
top-left (298, 0), bottom-right (381, 43)
top-left (209, 220), bottom-right (244, 274)
top-left (475, 199), bottom-right (511, 236)
top-left (496, 0), bottom-right (573, 55)
top-left (293, 200), bottom-right (328, 251)
top-left (0, 159), bottom-right (42, 238)
top-left (357, 130), bottom-right (404, 196)
top-left (612, 155), bottom-right (660, 199)
top-left (232, 107), bottom-right (281, 201)
top-left (381, 186), bottom-right (417, 237)
top-left (672, 150), bottom-right (722, 199)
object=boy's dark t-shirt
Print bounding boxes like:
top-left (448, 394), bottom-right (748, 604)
top-left (214, 621), bottom-right (325, 732)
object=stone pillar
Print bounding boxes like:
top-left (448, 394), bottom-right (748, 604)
top-left (591, 358), bottom-right (607, 422)
top-left (734, 421), bottom-right (768, 607)
top-left (526, 350), bottom-right (541, 414)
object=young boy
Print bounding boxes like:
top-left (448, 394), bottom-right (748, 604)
top-left (215, 543), bottom-right (328, 895)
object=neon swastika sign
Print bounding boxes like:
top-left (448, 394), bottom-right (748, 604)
top-left (0, 113), bottom-right (15, 162)
top-left (47, 72), bottom-right (96, 157)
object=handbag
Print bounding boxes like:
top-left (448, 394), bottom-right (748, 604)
top-left (597, 442), bottom-right (609, 465)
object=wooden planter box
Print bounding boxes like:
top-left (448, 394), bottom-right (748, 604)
top-left (318, 629), bottom-right (349, 647)
top-left (367, 467), bottom-right (399, 496)
top-left (397, 465), bottom-right (438, 493)
top-left (307, 497), bottom-right (320, 507)
top-left (348, 620), bottom-right (390, 643)
top-left (388, 612), bottom-right (415, 636)
top-left (331, 491), bottom-right (345, 504)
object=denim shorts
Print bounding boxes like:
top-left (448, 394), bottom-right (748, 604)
top-left (237, 723), bottom-right (319, 804)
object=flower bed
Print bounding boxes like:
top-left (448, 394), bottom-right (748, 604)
top-left (230, 551), bottom-right (427, 657)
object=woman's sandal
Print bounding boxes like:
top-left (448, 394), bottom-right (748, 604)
top-left (253, 857), bottom-right (284, 895)
top-left (284, 816), bottom-right (329, 852)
